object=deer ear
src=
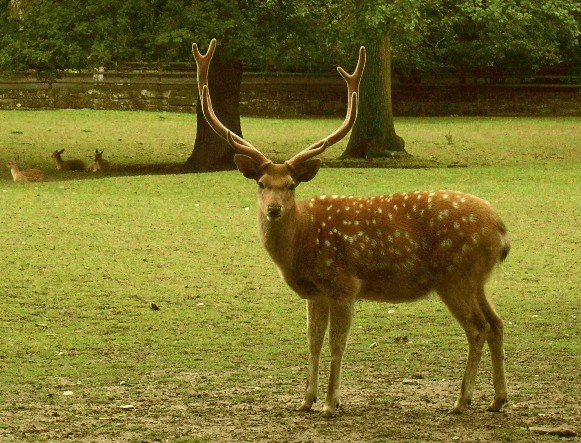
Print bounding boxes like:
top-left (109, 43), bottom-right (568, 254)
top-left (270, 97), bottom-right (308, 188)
top-left (234, 154), bottom-right (260, 180)
top-left (293, 158), bottom-right (321, 183)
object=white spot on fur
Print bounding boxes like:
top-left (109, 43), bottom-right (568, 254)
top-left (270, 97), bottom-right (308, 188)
top-left (471, 233), bottom-right (480, 244)
top-left (440, 238), bottom-right (453, 248)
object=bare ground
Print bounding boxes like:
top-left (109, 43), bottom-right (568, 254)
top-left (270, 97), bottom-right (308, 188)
top-left (2, 370), bottom-right (578, 442)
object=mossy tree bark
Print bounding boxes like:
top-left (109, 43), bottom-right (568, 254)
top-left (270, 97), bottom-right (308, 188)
top-left (342, 34), bottom-right (406, 159)
top-left (186, 52), bottom-right (243, 171)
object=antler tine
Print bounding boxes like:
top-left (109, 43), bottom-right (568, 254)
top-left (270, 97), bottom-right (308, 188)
top-left (287, 46), bottom-right (366, 167)
top-left (193, 39), bottom-right (271, 168)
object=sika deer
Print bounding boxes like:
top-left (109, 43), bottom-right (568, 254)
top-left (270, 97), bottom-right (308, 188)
top-left (52, 149), bottom-right (85, 171)
top-left (193, 39), bottom-right (510, 418)
top-left (7, 161), bottom-right (44, 182)
top-left (86, 149), bottom-right (110, 172)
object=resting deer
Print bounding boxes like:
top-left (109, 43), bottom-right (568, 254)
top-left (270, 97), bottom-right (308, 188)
top-left (193, 39), bottom-right (510, 418)
top-left (52, 149), bottom-right (85, 171)
top-left (86, 149), bottom-right (110, 172)
top-left (7, 161), bottom-right (44, 182)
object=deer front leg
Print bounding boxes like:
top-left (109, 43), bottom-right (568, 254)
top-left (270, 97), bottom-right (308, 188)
top-left (299, 297), bottom-right (329, 412)
top-left (323, 296), bottom-right (355, 418)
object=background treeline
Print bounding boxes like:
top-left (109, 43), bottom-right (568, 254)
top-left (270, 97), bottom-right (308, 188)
top-left (0, 0), bottom-right (579, 81)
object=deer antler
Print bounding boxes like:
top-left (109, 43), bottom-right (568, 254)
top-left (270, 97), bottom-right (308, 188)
top-left (286, 46), bottom-right (366, 168)
top-left (193, 40), bottom-right (365, 171)
top-left (192, 39), bottom-right (271, 168)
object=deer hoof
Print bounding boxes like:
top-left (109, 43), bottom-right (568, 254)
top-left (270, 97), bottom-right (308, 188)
top-left (450, 402), bottom-right (466, 415)
top-left (487, 398), bottom-right (507, 412)
top-left (321, 407), bottom-right (337, 419)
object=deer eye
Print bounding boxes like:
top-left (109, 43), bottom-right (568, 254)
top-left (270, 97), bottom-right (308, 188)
top-left (288, 183), bottom-right (296, 191)
top-left (258, 181), bottom-right (265, 189)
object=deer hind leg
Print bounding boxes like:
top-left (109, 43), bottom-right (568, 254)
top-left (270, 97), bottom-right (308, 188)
top-left (438, 284), bottom-right (490, 414)
top-left (322, 296), bottom-right (356, 418)
top-left (478, 291), bottom-right (508, 412)
top-left (299, 297), bottom-right (329, 413)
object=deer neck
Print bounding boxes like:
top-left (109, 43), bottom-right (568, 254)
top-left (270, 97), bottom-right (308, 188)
top-left (258, 202), bottom-right (310, 269)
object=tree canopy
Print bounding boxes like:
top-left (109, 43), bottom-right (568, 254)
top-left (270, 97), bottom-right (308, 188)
top-left (1, 0), bottom-right (579, 79)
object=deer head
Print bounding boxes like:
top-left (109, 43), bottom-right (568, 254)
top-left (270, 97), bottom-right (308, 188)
top-left (192, 39), bottom-right (366, 221)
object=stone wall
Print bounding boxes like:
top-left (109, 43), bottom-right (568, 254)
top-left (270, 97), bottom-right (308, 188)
top-left (0, 72), bottom-right (579, 116)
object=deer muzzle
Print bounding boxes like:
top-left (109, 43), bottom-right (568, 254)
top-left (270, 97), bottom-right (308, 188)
top-left (267, 204), bottom-right (283, 219)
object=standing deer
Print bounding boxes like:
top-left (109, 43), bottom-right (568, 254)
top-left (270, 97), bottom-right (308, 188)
top-left (52, 149), bottom-right (85, 171)
top-left (193, 39), bottom-right (510, 418)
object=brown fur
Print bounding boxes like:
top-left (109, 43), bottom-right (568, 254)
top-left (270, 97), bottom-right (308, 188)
top-left (7, 161), bottom-right (44, 182)
top-left (86, 149), bottom-right (110, 172)
top-left (241, 162), bottom-right (509, 418)
top-left (52, 149), bottom-right (85, 171)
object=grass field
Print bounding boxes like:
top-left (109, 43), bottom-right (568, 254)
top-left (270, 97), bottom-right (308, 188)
top-left (0, 111), bottom-right (580, 442)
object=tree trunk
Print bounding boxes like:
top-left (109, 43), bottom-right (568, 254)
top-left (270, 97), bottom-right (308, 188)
top-left (186, 52), bottom-right (243, 171)
top-left (342, 33), bottom-right (406, 159)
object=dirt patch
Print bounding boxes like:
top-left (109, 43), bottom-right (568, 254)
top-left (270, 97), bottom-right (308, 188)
top-left (2, 374), bottom-right (578, 442)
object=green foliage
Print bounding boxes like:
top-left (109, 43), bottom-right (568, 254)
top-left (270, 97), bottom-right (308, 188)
top-left (1, 0), bottom-right (578, 78)
top-left (445, 0), bottom-right (581, 75)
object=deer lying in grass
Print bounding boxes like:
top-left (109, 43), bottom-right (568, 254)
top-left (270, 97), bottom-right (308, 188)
top-left (7, 160), bottom-right (44, 182)
top-left (86, 149), bottom-right (111, 172)
top-left (193, 39), bottom-right (510, 418)
top-left (52, 149), bottom-right (85, 171)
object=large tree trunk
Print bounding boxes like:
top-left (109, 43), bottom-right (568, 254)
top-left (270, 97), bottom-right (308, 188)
top-left (186, 52), bottom-right (243, 171)
top-left (342, 34), bottom-right (406, 158)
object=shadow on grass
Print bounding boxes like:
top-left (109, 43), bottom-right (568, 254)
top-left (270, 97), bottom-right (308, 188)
top-left (6, 155), bottom-right (463, 184)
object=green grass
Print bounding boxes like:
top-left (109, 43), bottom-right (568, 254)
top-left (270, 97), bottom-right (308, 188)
top-left (0, 110), bottom-right (580, 442)
top-left (1, 110), bottom-right (579, 170)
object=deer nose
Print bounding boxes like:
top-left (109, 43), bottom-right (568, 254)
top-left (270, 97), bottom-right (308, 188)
top-left (267, 204), bottom-right (282, 218)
